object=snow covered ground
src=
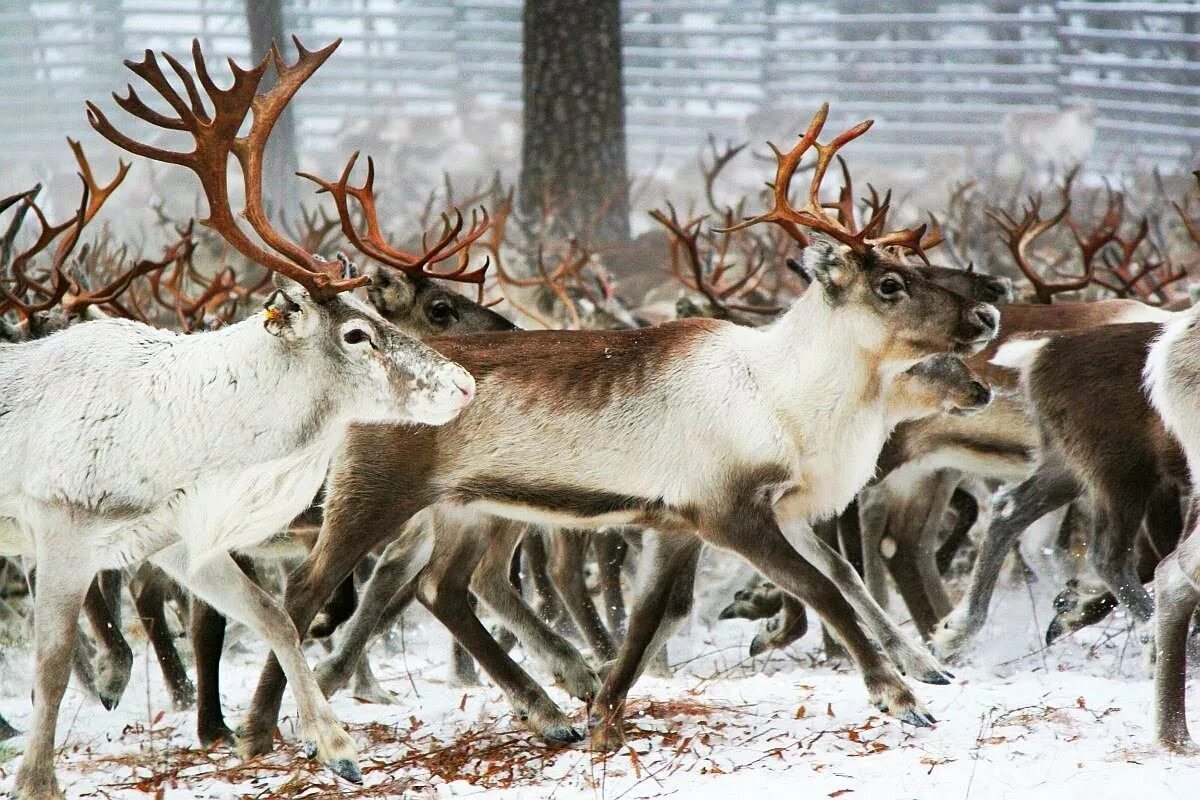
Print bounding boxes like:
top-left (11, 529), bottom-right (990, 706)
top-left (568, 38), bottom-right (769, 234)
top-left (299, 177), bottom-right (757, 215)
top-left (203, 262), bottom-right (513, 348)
top-left (1, 553), bottom-right (1198, 800)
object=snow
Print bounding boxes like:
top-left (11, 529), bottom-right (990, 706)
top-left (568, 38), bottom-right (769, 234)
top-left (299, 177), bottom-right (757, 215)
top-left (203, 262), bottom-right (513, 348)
top-left (1, 554), bottom-right (1199, 800)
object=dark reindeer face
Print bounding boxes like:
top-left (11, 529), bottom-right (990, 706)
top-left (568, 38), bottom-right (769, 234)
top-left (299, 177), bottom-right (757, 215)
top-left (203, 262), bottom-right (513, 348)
top-left (906, 355), bottom-right (993, 415)
top-left (804, 238), bottom-right (999, 363)
top-left (918, 264), bottom-right (1014, 304)
top-left (365, 264), bottom-right (515, 338)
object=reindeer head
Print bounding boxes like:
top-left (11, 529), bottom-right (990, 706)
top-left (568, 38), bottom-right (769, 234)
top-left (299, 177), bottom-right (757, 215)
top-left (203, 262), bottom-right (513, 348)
top-left (364, 263), bottom-right (514, 337)
top-left (893, 354), bottom-right (993, 419)
top-left (88, 38), bottom-right (476, 427)
top-left (725, 105), bottom-right (999, 366)
top-left (803, 238), bottom-right (998, 361)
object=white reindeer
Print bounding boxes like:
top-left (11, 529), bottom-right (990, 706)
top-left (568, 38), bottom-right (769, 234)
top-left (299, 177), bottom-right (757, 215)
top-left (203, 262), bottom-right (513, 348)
top-left (2, 38), bottom-right (476, 799)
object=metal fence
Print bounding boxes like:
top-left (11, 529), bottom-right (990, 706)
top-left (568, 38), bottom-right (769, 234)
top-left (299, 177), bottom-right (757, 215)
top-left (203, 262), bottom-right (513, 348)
top-left (2, 0), bottom-right (1197, 173)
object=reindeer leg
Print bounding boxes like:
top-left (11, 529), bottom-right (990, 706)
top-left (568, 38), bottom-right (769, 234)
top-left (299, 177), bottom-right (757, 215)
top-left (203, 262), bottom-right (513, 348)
top-left (13, 537), bottom-right (92, 800)
top-left (1089, 486), bottom-right (1156, 626)
top-left (707, 505), bottom-right (938, 729)
top-left (773, 509), bottom-right (951, 686)
top-left (191, 597), bottom-right (235, 747)
top-left (886, 471), bottom-right (958, 637)
top-left (191, 553), bottom-right (258, 747)
top-left (417, 519), bottom-right (583, 744)
top-left (130, 563), bottom-right (195, 710)
top-left (1155, 544), bottom-right (1200, 753)
top-left (594, 530), bottom-right (628, 636)
top-left (80, 573), bottom-right (132, 711)
top-left (243, 438), bottom-right (437, 759)
top-left (521, 529), bottom-right (569, 631)
top-left (589, 532), bottom-right (702, 751)
top-left (155, 544), bottom-right (361, 783)
top-left (314, 528), bottom-right (431, 699)
top-left (473, 524), bottom-right (599, 703)
top-left (548, 529), bottom-right (616, 661)
top-left (933, 465), bottom-right (1081, 659)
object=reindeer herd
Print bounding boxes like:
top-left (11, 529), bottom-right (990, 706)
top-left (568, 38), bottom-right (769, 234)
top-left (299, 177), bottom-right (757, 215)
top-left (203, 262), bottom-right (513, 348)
top-left (1, 38), bottom-right (1199, 799)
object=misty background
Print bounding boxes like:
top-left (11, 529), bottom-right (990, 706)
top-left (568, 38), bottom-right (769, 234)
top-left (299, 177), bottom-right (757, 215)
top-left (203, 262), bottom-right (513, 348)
top-left (1, 1), bottom-right (1197, 245)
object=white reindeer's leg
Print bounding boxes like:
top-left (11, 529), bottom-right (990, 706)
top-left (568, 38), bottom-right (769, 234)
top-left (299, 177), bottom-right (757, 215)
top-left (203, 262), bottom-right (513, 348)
top-left (13, 543), bottom-right (92, 800)
top-left (778, 516), bottom-right (952, 685)
top-left (153, 546), bottom-right (361, 782)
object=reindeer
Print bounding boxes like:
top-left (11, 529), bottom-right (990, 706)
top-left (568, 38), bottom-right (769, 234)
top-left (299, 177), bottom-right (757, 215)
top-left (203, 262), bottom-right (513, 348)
top-left (0, 38), bottom-right (481, 799)
top-left (0, 144), bottom-right (207, 728)
top-left (931, 321), bottom-right (1185, 661)
top-left (831, 171), bottom-right (1180, 644)
top-left (236, 104), bottom-right (999, 771)
top-left (1145, 304), bottom-right (1200, 752)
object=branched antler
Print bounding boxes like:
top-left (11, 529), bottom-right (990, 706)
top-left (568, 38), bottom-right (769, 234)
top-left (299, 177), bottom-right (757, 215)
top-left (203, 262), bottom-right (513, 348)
top-left (0, 140), bottom-right (129, 320)
top-left (299, 152), bottom-right (491, 287)
top-left (985, 168), bottom-right (1093, 304)
top-left (651, 203), bottom-right (782, 319)
top-left (87, 37), bottom-right (367, 301)
top-left (721, 103), bottom-right (935, 263)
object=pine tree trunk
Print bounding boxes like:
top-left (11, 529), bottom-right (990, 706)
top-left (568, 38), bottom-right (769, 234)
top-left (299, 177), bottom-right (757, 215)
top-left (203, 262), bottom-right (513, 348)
top-left (245, 0), bottom-right (299, 220)
top-left (519, 0), bottom-right (630, 243)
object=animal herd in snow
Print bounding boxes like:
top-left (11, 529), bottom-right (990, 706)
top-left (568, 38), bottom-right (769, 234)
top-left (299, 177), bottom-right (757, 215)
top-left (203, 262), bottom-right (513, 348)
top-left (1, 38), bottom-right (1200, 799)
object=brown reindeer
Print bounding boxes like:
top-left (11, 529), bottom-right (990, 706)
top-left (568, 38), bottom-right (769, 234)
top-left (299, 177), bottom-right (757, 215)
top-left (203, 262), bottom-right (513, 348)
top-left (237, 105), bottom-right (999, 774)
top-left (933, 321), bottom-right (1184, 658)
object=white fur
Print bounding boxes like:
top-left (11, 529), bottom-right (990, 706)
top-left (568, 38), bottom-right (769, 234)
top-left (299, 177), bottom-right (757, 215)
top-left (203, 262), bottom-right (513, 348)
top-left (2, 292), bottom-right (474, 797)
top-left (990, 336), bottom-right (1050, 373)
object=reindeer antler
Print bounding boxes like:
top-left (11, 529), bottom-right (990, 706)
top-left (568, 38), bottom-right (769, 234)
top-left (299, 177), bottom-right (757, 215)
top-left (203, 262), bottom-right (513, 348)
top-left (0, 141), bottom-right (129, 320)
top-left (651, 203), bottom-right (782, 319)
top-left (721, 103), bottom-right (935, 264)
top-left (985, 168), bottom-right (1092, 304)
top-left (299, 152), bottom-right (491, 285)
top-left (87, 37), bottom-right (367, 301)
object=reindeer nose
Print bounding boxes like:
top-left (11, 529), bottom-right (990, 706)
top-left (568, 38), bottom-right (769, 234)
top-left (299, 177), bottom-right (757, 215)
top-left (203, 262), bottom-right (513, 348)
top-left (967, 303), bottom-right (999, 337)
top-left (971, 381), bottom-right (993, 406)
top-left (449, 365), bottom-right (475, 407)
top-left (984, 277), bottom-right (1014, 303)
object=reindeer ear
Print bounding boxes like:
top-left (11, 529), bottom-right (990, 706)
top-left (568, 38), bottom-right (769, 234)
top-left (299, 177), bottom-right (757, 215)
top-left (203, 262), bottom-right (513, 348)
top-left (364, 263), bottom-right (416, 318)
top-left (263, 277), bottom-right (317, 340)
top-left (802, 237), bottom-right (856, 295)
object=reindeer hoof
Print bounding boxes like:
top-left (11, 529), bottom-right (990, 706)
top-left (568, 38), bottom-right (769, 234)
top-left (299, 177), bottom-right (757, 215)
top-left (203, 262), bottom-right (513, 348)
top-left (916, 668), bottom-right (954, 685)
top-left (238, 726), bottom-right (275, 758)
top-left (327, 757), bottom-right (363, 784)
top-left (542, 723), bottom-right (585, 744)
top-left (588, 722), bottom-right (626, 752)
top-left (899, 707), bottom-right (937, 728)
top-left (198, 722), bottom-right (237, 748)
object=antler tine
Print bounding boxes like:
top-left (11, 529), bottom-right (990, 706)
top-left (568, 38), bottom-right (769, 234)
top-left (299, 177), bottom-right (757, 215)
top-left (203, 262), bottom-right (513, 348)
top-left (234, 36), bottom-right (358, 293)
top-left (650, 203), bottom-right (722, 309)
top-left (89, 37), bottom-right (365, 300)
top-left (718, 103), bottom-right (835, 246)
top-left (822, 155), bottom-right (858, 234)
top-left (701, 134), bottom-right (748, 216)
top-left (1174, 171), bottom-right (1200, 247)
top-left (302, 152), bottom-right (492, 284)
top-left (66, 138), bottom-right (130, 226)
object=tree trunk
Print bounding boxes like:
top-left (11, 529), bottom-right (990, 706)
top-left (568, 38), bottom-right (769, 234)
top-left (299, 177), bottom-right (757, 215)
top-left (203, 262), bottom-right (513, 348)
top-left (519, 0), bottom-right (630, 244)
top-left (245, 0), bottom-right (299, 221)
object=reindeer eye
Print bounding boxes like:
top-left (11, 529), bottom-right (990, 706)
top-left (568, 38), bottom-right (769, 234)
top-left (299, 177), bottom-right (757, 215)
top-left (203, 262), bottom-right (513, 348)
top-left (343, 328), bottom-right (370, 345)
top-left (428, 300), bottom-right (457, 325)
top-left (878, 276), bottom-right (906, 298)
